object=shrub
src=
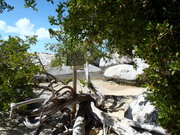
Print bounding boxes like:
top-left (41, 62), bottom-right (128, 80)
top-left (0, 36), bottom-right (40, 112)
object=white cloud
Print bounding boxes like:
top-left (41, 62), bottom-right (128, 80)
top-left (35, 28), bottom-right (50, 39)
top-left (0, 20), bottom-right (6, 31)
top-left (0, 18), bottom-right (50, 40)
top-left (15, 18), bottom-right (34, 35)
top-left (6, 26), bottom-right (18, 33)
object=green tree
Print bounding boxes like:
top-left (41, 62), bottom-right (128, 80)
top-left (0, 0), bottom-right (53, 13)
top-left (48, 0), bottom-right (180, 134)
top-left (0, 36), bottom-right (40, 112)
top-left (0, 0), bottom-right (14, 13)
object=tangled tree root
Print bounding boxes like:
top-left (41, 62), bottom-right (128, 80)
top-left (9, 59), bottom-right (169, 135)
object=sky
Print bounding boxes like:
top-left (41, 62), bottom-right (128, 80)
top-left (0, 0), bottom-right (60, 53)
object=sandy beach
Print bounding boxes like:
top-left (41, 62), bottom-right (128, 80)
top-left (90, 80), bottom-right (144, 95)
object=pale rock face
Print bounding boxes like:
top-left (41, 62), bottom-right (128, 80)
top-left (117, 56), bottom-right (133, 64)
top-left (33, 53), bottom-right (103, 81)
top-left (133, 58), bottom-right (149, 70)
top-left (104, 64), bottom-right (142, 81)
top-left (37, 53), bottom-right (54, 66)
top-left (103, 58), bottom-right (149, 81)
top-left (124, 91), bottom-right (158, 124)
top-left (99, 57), bottom-right (116, 67)
top-left (46, 66), bottom-right (73, 75)
top-left (46, 64), bottom-right (102, 76)
top-left (88, 64), bottom-right (102, 72)
top-left (32, 53), bottom-right (54, 67)
top-left (99, 54), bottom-right (133, 67)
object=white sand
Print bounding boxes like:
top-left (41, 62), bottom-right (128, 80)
top-left (90, 80), bottom-right (144, 95)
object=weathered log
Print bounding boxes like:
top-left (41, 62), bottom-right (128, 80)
top-left (10, 68), bottom-right (168, 135)
top-left (73, 102), bottom-right (87, 135)
top-left (10, 98), bottom-right (46, 109)
top-left (23, 94), bottom-right (92, 129)
top-left (9, 93), bottom-right (125, 128)
top-left (10, 93), bottom-right (169, 135)
top-left (91, 102), bottom-right (136, 135)
top-left (9, 98), bottom-right (46, 118)
top-left (44, 94), bottom-right (92, 117)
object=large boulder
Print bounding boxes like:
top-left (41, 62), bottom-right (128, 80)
top-left (104, 64), bottom-right (139, 81)
top-left (45, 64), bottom-right (102, 80)
top-left (103, 64), bottom-right (143, 84)
top-left (103, 58), bottom-right (149, 83)
top-left (133, 58), bottom-right (149, 71)
top-left (33, 53), bottom-right (103, 82)
top-left (99, 54), bottom-right (133, 67)
top-left (124, 91), bottom-right (158, 125)
top-left (99, 57), bottom-right (117, 67)
top-left (33, 53), bottom-right (55, 67)
top-left (123, 92), bottom-right (171, 135)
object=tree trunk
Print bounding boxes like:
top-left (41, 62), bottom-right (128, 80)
top-left (91, 102), bottom-right (136, 135)
top-left (73, 102), bottom-right (87, 135)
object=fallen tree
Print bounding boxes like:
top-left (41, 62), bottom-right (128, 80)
top-left (9, 92), bottom-right (170, 135)
top-left (9, 87), bottom-right (170, 134)
top-left (9, 60), bottom-right (170, 135)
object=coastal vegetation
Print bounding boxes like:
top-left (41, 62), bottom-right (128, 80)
top-left (48, 1), bottom-right (180, 134)
top-left (0, 0), bottom-right (179, 134)
top-left (0, 36), bottom-right (40, 112)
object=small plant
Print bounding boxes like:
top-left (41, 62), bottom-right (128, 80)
top-left (60, 78), bottom-right (72, 85)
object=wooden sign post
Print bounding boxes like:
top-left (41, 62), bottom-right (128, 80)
top-left (72, 66), bottom-right (77, 95)
top-left (67, 51), bottom-right (85, 115)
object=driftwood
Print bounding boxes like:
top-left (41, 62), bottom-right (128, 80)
top-left (91, 102), bottom-right (136, 135)
top-left (9, 58), bottom-right (170, 135)
top-left (72, 102), bottom-right (86, 135)
top-left (10, 90), bottom-right (170, 134)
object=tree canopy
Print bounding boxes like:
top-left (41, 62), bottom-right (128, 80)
top-left (48, 0), bottom-right (180, 134)
top-left (48, 0), bottom-right (179, 56)
top-left (0, 0), bottom-right (54, 12)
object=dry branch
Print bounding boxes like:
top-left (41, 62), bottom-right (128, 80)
top-left (9, 98), bottom-right (46, 118)
top-left (91, 102), bottom-right (136, 135)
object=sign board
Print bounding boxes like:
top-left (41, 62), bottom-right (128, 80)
top-left (66, 50), bottom-right (85, 115)
top-left (66, 51), bottom-right (85, 66)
